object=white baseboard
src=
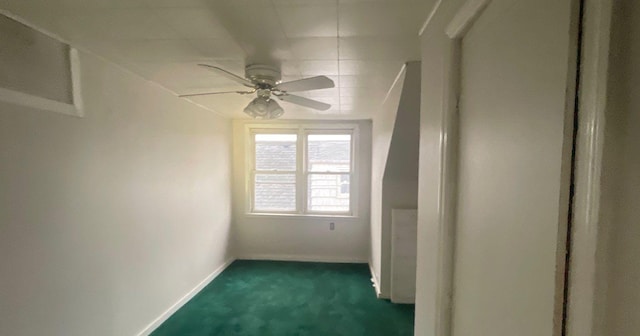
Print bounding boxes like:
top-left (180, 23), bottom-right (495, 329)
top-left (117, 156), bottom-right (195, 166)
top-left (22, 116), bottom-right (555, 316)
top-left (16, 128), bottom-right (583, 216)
top-left (391, 296), bottom-right (416, 305)
top-left (237, 254), bottom-right (368, 264)
top-left (369, 263), bottom-right (383, 298)
top-left (136, 258), bottom-right (235, 336)
top-left (368, 263), bottom-right (391, 299)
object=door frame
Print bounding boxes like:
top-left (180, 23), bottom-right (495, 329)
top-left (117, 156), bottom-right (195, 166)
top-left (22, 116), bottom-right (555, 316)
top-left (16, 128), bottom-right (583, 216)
top-left (430, 1), bottom-right (493, 336)
top-left (565, 0), bottom-right (613, 335)
top-left (422, 0), bottom-right (610, 335)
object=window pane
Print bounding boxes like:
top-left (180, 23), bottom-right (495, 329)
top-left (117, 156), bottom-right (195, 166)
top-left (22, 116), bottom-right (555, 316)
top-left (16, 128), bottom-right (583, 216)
top-left (255, 134), bottom-right (297, 171)
top-left (254, 174), bottom-right (296, 211)
top-left (307, 134), bottom-right (351, 173)
top-left (308, 174), bottom-right (350, 213)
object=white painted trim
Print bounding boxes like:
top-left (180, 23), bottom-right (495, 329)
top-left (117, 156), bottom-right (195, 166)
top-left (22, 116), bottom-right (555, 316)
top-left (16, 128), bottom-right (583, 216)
top-left (368, 263), bottom-right (382, 298)
top-left (432, 38), bottom-right (461, 336)
top-left (445, 0), bottom-right (492, 39)
top-left (419, 0), bottom-right (443, 36)
top-left (70, 48), bottom-right (84, 117)
top-left (428, 2), bottom-right (492, 335)
top-left (244, 213), bottom-right (359, 220)
top-left (136, 259), bottom-right (235, 336)
top-left (551, 1), bottom-right (583, 333)
top-left (0, 87), bottom-right (80, 117)
top-left (565, 0), bottom-right (613, 335)
top-left (0, 9), bottom-right (70, 45)
top-left (237, 254), bottom-right (368, 264)
top-left (382, 64), bottom-right (407, 106)
top-left (243, 122), bottom-right (361, 217)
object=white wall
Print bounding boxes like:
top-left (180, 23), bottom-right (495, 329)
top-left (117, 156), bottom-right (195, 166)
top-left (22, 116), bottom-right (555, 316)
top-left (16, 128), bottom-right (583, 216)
top-left (370, 67), bottom-right (406, 290)
top-left (231, 119), bottom-right (372, 263)
top-left (451, 0), bottom-right (576, 334)
top-left (378, 62), bottom-right (421, 297)
top-left (601, 0), bottom-right (640, 333)
top-left (415, 0), bottom-right (576, 335)
top-left (0, 51), bottom-right (233, 336)
top-left (414, 3), bottom-right (459, 333)
top-left (416, 2), bottom-right (506, 333)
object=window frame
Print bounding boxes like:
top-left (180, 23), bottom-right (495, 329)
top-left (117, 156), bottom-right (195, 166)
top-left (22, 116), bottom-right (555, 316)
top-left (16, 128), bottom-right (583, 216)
top-left (303, 129), bottom-right (355, 216)
top-left (248, 128), bottom-right (300, 215)
top-left (246, 123), bottom-right (359, 217)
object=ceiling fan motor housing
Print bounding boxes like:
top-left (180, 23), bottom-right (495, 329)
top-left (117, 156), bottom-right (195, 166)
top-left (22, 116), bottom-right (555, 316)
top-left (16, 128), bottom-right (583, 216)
top-left (245, 64), bottom-right (281, 87)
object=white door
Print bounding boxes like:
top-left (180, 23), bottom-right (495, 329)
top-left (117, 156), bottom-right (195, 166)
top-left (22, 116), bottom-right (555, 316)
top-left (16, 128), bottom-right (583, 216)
top-left (452, 0), bottom-right (579, 335)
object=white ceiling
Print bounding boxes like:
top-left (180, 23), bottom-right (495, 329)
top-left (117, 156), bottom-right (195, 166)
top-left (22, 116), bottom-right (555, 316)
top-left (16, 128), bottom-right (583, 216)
top-left (0, 0), bottom-right (431, 119)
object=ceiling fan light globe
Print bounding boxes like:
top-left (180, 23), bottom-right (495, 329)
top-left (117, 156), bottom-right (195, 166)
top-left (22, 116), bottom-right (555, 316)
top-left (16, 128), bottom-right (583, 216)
top-left (266, 99), bottom-right (284, 119)
top-left (244, 97), bottom-right (284, 119)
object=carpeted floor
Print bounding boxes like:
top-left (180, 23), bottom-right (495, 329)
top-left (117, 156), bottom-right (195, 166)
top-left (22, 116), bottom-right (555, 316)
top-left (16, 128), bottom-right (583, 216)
top-left (151, 260), bottom-right (414, 336)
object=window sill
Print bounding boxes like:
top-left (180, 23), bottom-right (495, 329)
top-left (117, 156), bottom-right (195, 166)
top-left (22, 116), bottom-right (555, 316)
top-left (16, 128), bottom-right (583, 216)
top-left (245, 212), bottom-right (358, 220)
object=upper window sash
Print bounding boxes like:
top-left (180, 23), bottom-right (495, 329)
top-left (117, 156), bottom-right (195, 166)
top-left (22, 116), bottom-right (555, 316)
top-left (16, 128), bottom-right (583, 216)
top-left (252, 131), bottom-right (298, 173)
top-left (304, 130), bottom-right (354, 174)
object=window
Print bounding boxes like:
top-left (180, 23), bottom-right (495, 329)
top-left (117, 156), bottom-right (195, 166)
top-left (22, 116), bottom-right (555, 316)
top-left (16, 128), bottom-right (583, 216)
top-left (253, 133), bottom-right (297, 212)
top-left (249, 127), bottom-right (356, 216)
top-left (306, 134), bottom-right (352, 213)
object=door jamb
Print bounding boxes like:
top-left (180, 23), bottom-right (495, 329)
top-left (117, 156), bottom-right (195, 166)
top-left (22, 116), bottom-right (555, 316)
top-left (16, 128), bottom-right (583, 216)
top-left (432, 0), bottom-right (609, 335)
top-left (565, 0), bottom-right (613, 335)
top-left (432, 1), bottom-right (492, 336)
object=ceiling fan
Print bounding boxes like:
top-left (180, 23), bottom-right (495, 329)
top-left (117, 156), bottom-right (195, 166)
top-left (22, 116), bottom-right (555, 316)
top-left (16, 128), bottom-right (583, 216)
top-left (179, 64), bottom-right (335, 119)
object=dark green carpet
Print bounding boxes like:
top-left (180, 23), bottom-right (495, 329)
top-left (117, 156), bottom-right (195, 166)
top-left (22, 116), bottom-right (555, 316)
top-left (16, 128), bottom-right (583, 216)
top-left (151, 260), bottom-right (414, 336)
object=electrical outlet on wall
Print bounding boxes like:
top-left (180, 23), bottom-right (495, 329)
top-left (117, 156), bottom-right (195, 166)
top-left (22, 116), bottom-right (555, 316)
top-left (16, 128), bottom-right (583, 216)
top-left (329, 222), bottom-right (335, 230)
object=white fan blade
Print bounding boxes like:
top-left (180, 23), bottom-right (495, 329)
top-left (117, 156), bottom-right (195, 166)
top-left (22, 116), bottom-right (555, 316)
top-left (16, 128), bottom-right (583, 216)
top-left (198, 64), bottom-right (255, 88)
top-left (277, 94), bottom-right (331, 111)
top-left (276, 76), bottom-right (334, 92)
top-left (179, 90), bottom-right (255, 98)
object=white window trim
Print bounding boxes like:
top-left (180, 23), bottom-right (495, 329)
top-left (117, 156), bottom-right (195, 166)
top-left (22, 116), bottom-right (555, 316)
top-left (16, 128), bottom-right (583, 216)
top-left (248, 128), bottom-right (299, 215)
top-left (303, 128), bottom-right (355, 216)
top-left (245, 123), bottom-right (360, 218)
